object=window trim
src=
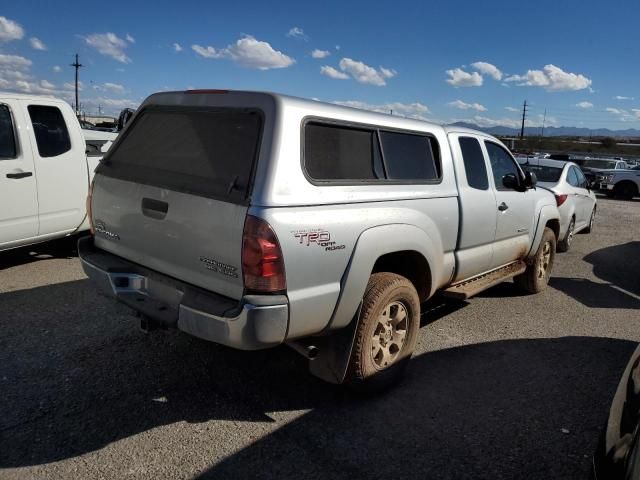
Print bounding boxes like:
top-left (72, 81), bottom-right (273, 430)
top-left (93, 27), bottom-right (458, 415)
top-left (27, 103), bottom-right (73, 158)
top-left (96, 104), bottom-right (265, 205)
top-left (0, 103), bottom-right (20, 160)
top-left (483, 140), bottom-right (525, 191)
top-left (300, 116), bottom-right (443, 186)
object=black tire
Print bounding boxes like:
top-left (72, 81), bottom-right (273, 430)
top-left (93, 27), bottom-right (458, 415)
top-left (344, 272), bottom-right (420, 392)
top-left (614, 181), bottom-right (639, 200)
top-left (557, 217), bottom-right (574, 252)
top-left (514, 227), bottom-right (556, 294)
top-left (582, 207), bottom-right (595, 234)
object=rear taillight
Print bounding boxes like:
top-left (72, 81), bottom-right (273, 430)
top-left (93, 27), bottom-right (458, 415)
top-left (86, 179), bottom-right (95, 234)
top-left (555, 194), bottom-right (568, 207)
top-left (242, 215), bottom-right (286, 293)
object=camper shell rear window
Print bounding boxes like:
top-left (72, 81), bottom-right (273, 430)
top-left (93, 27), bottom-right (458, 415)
top-left (98, 106), bottom-right (263, 203)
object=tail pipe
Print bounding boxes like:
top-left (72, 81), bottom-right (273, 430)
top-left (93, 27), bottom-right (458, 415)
top-left (286, 340), bottom-right (319, 360)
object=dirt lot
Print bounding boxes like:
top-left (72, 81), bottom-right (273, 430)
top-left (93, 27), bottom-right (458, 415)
top-left (1, 195), bottom-right (639, 480)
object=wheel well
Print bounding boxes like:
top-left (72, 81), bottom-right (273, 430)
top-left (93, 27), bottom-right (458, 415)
top-left (615, 180), bottom-right (639, 194)
top-left (372, 251), bottom-right (431, 302)
top-left (546, 219), bottom-right (560, 241)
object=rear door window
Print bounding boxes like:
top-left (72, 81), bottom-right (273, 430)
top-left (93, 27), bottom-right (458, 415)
top-left (101, 107), bottom-right (263, 202)
top-left (0, 104), bottom-right (17, 159)
top-left (27, 105), bottom-right (71, 158)
top-left (458, 136), bottom-right (488, 190)
top-left (567, 167), bottom-right (580, 187)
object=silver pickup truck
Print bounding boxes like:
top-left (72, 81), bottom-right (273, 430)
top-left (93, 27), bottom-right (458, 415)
top-left (79, 90), bottom-right (560, 390)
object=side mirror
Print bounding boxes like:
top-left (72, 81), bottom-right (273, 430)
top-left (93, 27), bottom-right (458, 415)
top-left (524, 171), bottom-right (537, 189)
top-left (502, 173), bottom-right (519, 190)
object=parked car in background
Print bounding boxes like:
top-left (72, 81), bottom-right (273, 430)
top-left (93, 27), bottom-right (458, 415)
top-left (0, 92), bottom-right (108, 252)
top-left (573, 158), bottom-right (629, 186)
top-left (519, 158), bottom-right (596, 251)
top-left (593, 344), bottom-right (640, 479)
top-left (596, 168), bottom-right (640, 199)
top-left (79, 90), bottom-right (561, 391)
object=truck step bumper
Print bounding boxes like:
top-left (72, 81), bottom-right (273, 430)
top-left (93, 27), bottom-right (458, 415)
top-left (78, 236), bottom-right (289, 350)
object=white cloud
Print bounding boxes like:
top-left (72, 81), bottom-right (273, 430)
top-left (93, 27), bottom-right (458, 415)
top-left (39, 79), bottom-right (55, 89)
top-left (576, 101), bottom-right (593, 109)
top-left (126, 33), bottom-right (135, 43)
top-left (505, 106), bottom-right (519, 112)
top-left (606, 107), bottom-right (626, 115)
top-left (192, 36), bottom-right (295, 70)
top-left (287, 27), bottom-right (307, 40)
top-left (633, 109), bottom-right (640, 119)
top-left (337, 58), bottom-right (395, 86)
top-left (0, 54), bottom-right (32, 70)
top-left (191, 44), bottom-right (223, 58)
top-left (0, 16), bottom-right (24, 42)
top-left (448, 99), bottom-right (487, 112)
top-left (333, 100), bottom-right (431, 120)
top-left (52, 65), bottom-right (61, 73)
top-left (614, 95), bottom-right (634, 100)
top-left (471, 61), bottom-right (502, 80)
top-left (29, 37), bottom-right (47, 50)
top-left (83, 32), bottom-right (132, 63)
top-left (173, 42), bottom-right (183, 52)
top-left (311, 49), bottom-right (330, 59)
top-left (320, 65), bottom-right (349, 80)
top-left (93, 82), bottom-right (125, 94)
top-left (446, 68), bottom-right (483, 87)
top-left (505, 64), bottom-right (591, 91)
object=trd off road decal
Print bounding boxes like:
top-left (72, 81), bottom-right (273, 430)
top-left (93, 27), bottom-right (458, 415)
top-left (292, 229), bottom-right (345, 252)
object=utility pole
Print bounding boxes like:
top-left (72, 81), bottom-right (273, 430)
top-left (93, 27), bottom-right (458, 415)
top-left (70, 54), bottom-right (83, 116)
top-left (541, 108), bottom-right (547, 137)
top-left (520, 100), bottom-right (528, 139)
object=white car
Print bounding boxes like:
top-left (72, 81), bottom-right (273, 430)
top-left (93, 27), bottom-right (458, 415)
top-left (519, 158), bottom-right (597, 252)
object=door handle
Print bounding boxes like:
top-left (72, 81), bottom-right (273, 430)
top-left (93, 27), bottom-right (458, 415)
top-left (141, 198), bottom-right (168, 220)
top-left (6, 171), bottom-right (33, 179)
top-left (498, 202), bottom-right (509, 211)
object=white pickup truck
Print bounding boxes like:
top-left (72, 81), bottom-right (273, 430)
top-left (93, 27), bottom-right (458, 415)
top-left (0, 92), bottom-right (116, 252)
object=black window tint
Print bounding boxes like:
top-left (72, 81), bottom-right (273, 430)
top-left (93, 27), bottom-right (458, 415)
top-left (379, 131), bottom-right (440, 180)
top-left (567, 167), bottom-right (580, 187)
top-left (28, 105), bottom-right (71, 157)
top-left (458, 137), bottom-right (488, 190)
top-left (305, 123), bottom-right (378, 180)
top-left (104, 108), bottom-right (262, 202)
top-left (0, 105), bottom-right (17, 159)
top-left (485, 141), bottom-right (521, 190)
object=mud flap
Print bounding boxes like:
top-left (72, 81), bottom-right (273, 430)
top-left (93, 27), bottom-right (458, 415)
top-left (308, 304), bottom-right (362, 384)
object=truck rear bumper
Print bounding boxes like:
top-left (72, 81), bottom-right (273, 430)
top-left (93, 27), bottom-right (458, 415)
top-left (78, 236), bottom-right (289, 350)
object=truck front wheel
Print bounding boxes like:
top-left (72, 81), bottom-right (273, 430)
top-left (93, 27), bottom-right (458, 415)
top-left (514, 227), bottom-right (556, 294)
top-left (344, 273), bottom-right (420, 392)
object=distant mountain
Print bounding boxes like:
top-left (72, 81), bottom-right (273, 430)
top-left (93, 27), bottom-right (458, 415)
top-left (449, 122), bottom-right (640, 138)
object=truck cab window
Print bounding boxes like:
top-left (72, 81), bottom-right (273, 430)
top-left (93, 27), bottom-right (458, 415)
top-left (0, 105), bottom-right (17, 159)
top-left (484, 141), bottom-right (521, 191)
top-left (27, 105), bottom-right (71, 158)
top-left (458, 136), bottom-right (488, 190)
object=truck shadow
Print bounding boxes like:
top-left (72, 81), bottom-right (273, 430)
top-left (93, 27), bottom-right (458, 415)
top-left (584, 241), bottom-right (640, 296)
top-left (0, 279), bottom-right (634, 479)
top-left (0, 235), bottom-right (80, 270)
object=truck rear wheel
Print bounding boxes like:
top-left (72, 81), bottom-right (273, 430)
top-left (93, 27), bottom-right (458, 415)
top-left (514, 227), bottom-right (556, 294)
top-left (344, 273), bottom-right (420, 392)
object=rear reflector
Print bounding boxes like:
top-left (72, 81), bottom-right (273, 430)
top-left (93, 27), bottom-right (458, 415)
top-left (242, 216), bottom-right (286, 293)
top-left (184, 89), bottom-right (229, 94)
top-left (555, 194), bottom-right (568, 207)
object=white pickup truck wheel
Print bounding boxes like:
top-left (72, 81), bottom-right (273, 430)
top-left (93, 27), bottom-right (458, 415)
top-left (514, 227), bottom-right (556, 294)
top-left (345, 273), bottom-right (420, 392)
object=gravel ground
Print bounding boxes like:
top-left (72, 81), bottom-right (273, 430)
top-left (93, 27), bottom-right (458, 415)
top-left (0, 195), bottom-right (638, 480)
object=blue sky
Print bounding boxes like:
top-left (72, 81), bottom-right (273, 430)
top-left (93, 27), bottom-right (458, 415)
top-left (1, 0), bottom-right (638, 130)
